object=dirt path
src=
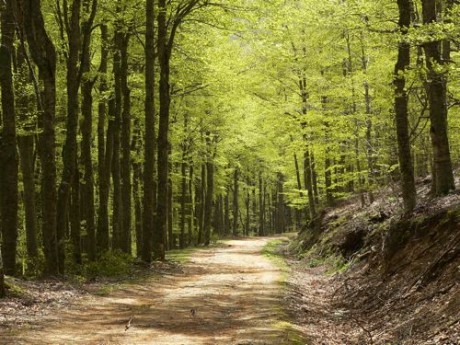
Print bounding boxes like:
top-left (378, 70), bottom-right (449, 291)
top-left (2, 238), bottom-right (299, 345)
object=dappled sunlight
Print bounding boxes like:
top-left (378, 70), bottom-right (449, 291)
top-left (3, 238), bottom-right (293, 344)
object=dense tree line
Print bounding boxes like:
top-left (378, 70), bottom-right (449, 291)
top-left (1, 0), bottom-right (460, 291)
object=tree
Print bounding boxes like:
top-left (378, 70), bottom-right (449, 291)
top-left (0, 0), bottom-right (19, 276)
top-left (394, 0), bottom-right (417, 213)
top-left (23, 0), bottom-right (59, 275)
top-left (421, 0), bottom-right (456, 195)
top-left (142, 0), bottom-right (156, 262)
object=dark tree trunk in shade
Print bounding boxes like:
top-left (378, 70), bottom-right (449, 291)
top-left (180, 147), bottom-right (187, 249)
top-left (142, 0), bottom-right (156, 262)
top-left (0, 249), bottom-right (4, 297)
top-left (245, 190), bottom-right (250, 236)
top-left (112, 12), bottom-right (124, 251)
top-left (120, 34), bottom-right (132, 254)
top-left (197, 163), bottom-right (206, 244)
top-left (258, 174), bottom-right (265, 236)
top-left (232, 168), bottom-right (239, 236)
top-left (276, 173), bottom-right (286, 234)
top-left (18, 136), bottom-right (38, 258)
top-left (224, 188), bottom-right (230, 236)
top-left (132, 121), bottom-right (143, 257)
top-left (56, 0), bottom-right (82, 273)
top-left (81, 21), bottom-right (97, 260)
top-left (421, 0), bottom-right (455, 195)
top-left (204, 135), bottom-right (214, 246)
top-left (70, 163), bottom-right (81, 264)
top-left (304, 149), bottom-right (316, 219)
top-left (156, 0), bottom-right (170, 260)
top-left (97, 24), bottom-right (110, 252)
top-left (23, 0), bottom-right (59, 275)
top-left (188, 165), bottom-right (194, 245)
top-left (394, 0), bottom-right (417, 212)
top-left (0, 0), bottom-right (19, 275)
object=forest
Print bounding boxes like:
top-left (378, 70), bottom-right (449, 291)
top-left (0, 0), bottom-right (459, 344)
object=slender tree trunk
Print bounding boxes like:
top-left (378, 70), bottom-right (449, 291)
top-left (97, 24), bottom-right (110, 252)
top-left (224, 187), bottom-right (230, 236)
top-left (120, 34), bottom-right (132, 254)
top-left (132, 120), bottom-right (143, 257)
top-left (204, 135), bottom-right (214, 246)
top-left (112, 11), bottom-right (124, 250)
top-left (394, 0), bottom-right (417, 212)
top-left (188, 164), bottom-right (194, 244)
top-left (24, 0), bottom-right (59, 275)
top-left (142, 0), bottom-right (156, 262)
top-left (180, 146), bottom-right (187, 249)
top-left (81, 61), bottom-right (96, 261)
top-left (232, 168), bottom-right (239, 236)
top-left (275, 174), bottom-right (286, 234)
top-left (197, 163), bottom-right (206, 244)
top-left (304, 149), bottom-right (316, 219)
top-left (258, 174), bottom-right (265, 236)
top-left (245, 190), bottom-right (250, 236)
top-left (56, 0), bottom-right (82, 273)
top-left (70, 161), bottom-right (81, 264)
top-left (421, 0), bottom-right (455, 195)
top-left (18, 136), bottom-right (38, 258)
top-left (0, 0), bottom-right (19, 275)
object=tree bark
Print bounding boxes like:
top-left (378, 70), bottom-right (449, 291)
top-left (18, 136), bottom-right (38, 258)
top-left (120, 34), bottom-right (132, 254)
top-left (421, 0), bottom-right (455, 195)
top-left (23, 0), bottom-right (59, 275)
top-left (258, 174), bottom-right (265, 236)
top-left (0, 0), bottom-right (19, 275)
top-left (232, 168), bottom-right (239, 236)
top-left (394, 0), bottom-right (417, 213)
top-left (142, 0), bottom-right (156, 262)
top-left (56, 0), bottom-right (82, 273)
top-left (204, 134), bottom-right (214, 246)
top-left (97, 24), bottom-right (110, 252)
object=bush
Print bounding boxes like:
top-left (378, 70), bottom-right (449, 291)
top-left (85, 250), bottom-right (133, 279)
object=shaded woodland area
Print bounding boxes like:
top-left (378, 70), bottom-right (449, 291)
top-left (0, 1), bottom-right (460, 337)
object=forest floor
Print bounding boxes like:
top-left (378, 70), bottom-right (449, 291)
top-left (0, 237), bottom-right (305, 345)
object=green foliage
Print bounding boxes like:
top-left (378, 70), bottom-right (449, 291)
top-left (84, 251), bottom-right (133, 279)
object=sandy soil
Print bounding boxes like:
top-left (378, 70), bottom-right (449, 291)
top-left (1, 238), bottom-right (297, 345)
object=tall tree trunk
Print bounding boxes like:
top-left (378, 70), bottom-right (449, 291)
top-left (224, 187), bottom-right (230, 236)
top-left (112, 10), bottom-right (124, 251)
top-left (180, 146), bottom-right (187, 249)
top-left (18, 136), bottom-right (38, 258)
top-left (188, 164), bottom-right (194, 245)
top-left (232, 168), bottom-right (239, 236)
top-left (156, 0), bottom-right (170, 260)
top-left (197, 163), bottom-right (206, 244)
top-left (142, 0), bottom-right (156, 262)
top-left (70, 161), bottom-right (81, 264)
top-left (204, 135), bottom-right (214, 246)
top-left (394, 0), bottom-right (417, 213)
top-left (97, 24), bottom-right (110, 252)
top-left (276, 173), bottom-right (286, 234)
top-left (421, 0), bottom-right (455, 195)
top-left (56, 0), bottom-right (82, 273)
top-left (81, 76), bottom-right (96, 261)
top-left (132, 120), bottom-right (143, 257)
top-left (245, 190), bottom-right (250, 236)
top-left (120, 34), bottom-right (132, 254)
top-left (258, 174), bottom-right (265, 236)
top-left (0, 0), bottom-right (19, 275)
top-left (304, 149), bottom-right (316, 219)
top-left (24, 0), bottom-right (59, 275)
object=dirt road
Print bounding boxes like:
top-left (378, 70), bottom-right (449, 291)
top-left (2, 238), bottom-right (300, 345)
